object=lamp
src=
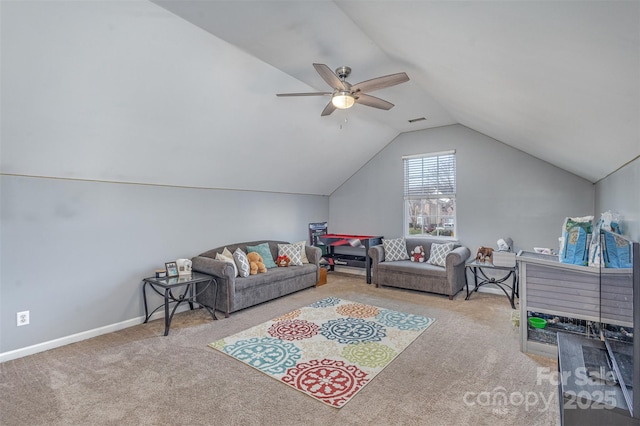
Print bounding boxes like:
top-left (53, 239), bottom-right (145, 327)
top-left (331, 91), bottom-right (355, 109)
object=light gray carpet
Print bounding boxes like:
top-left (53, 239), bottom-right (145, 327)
top-left (0, 274), bottom-right (559, 425)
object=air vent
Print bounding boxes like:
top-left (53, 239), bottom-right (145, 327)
top-left (408, 117), bottom-right (427, 123)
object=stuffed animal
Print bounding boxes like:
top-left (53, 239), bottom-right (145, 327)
top-left (247, 252), bottom-right (267, 275)
top-left (276, 255), bottom-right (290, 267)
top-left (410, 245), bottom-right (425, 262)
top-left (476, 246), bottom-right (494, 263)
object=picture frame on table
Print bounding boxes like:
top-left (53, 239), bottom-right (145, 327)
top-left (165, 261), bottom-right (179, 277)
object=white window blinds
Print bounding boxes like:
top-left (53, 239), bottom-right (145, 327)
top-left (403, 152), bottom-right (456, 198)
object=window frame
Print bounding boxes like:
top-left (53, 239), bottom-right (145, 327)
top-left (403, 150), bottom-right (457, 240)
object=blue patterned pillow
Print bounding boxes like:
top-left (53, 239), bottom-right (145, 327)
top-left (246, 243), bottom-right (277, 269)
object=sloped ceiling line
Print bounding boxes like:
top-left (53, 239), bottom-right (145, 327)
top-left (154, 0), bottom-right (639, 185)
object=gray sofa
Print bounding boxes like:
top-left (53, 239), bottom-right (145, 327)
top-left (192, 240), bottom-right (321, 317)
top-left (369, 238), bottom-right (470, 299)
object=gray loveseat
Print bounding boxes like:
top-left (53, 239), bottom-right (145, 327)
top-left (369, 238), bottom-right (470, 299)
top-left (192, 240), bottom-right (321, 317)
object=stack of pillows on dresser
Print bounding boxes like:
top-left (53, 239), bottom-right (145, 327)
top-left (213, 242), bottom-right (310, 277)
top-left (382, 237), bottom-right (454, 267)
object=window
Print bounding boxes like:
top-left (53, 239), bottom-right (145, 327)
top-left (403, 151), bottom-right (456, 238)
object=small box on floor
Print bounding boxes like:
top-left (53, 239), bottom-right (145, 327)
top-left (317, 268), bottom-right (327, 286)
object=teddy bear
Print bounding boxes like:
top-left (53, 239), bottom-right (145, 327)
top-left (411, 245), bottom-right (425, 262)
top-left (476, 246), bottom-right (494, 263)
top-left (276, 255), bottom-right (290, 267)
top-left (247, 251), bottom-right (267, 275)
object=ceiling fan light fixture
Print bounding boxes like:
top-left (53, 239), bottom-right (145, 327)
top-left (331, 91), bottom-right (355, 109)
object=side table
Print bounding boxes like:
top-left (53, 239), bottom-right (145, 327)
top-left (142, 272), bottom-right (218, 336)
top-left (464, 260), bottom-right (519, 309)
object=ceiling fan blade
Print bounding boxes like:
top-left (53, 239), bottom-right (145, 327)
top-left (313, 63), bottom-right (346, 90)
top-left (354, 93), bottom-right (395, 110)
top-left (320, 101), bottom-right (336, 116)
top-left (276, 92), bottom-right (332, 97)
top-left (351, 72), bottom-right (409, 93)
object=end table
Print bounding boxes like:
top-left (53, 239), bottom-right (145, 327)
top-left (464, 260), bottom-right (519, 309)
top-left (142, 272), bottom-right (218, 336)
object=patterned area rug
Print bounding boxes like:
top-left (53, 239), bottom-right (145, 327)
top-left (209, 297), bottom-right (435, 408)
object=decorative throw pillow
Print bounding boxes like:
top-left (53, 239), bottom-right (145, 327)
top-left (383, 238), bottom-right (409, 262)
top-left (427, 243), bottom-right (455, 267)
top-left (246, 243), bottom-right (277, 269)
top-left (294, 241), bottom-right (309, 264)
top-left (216, 251), bottom-right (239, 277)
top-left (278, 244), bottom-right (303, 266)
top-left (233, 248), bottom-right (250, 278)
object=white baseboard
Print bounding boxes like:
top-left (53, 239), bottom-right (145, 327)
top-left (1, 284), bottom-right (511, 363)
top-left (0, 305), bottom-right (191, 363)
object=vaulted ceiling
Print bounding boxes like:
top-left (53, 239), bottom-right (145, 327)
top-left (154, 0), bottom-right (639, 188)
top-left (4, 1), bottom-right (637, 196)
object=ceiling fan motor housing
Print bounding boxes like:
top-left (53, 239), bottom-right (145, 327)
top-left (336, 66), bottom-right (352, 80)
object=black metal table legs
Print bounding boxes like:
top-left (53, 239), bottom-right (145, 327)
top-left (465, 266), bottom-right (518, 309)
top-left (142, 277), bottom-right (218, 336)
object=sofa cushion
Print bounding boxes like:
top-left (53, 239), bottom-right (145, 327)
top-left (378, 260), bottom-right (447, 278)
top-left (234, 264), bottom-right (317, 291)
top-left (247, 243), bottom-right (278, 269)
top-left (278, 244), bottom-right (303, 266)
top-left (383, 238), bottom-right (409, 261)
top-left (427, 242), bottom-right (454, 267)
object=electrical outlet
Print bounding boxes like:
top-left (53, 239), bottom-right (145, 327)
top-left (17, 311), bottom-right (29, 326)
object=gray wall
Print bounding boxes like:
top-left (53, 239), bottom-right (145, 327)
top-left (0, 0), bottom-right (334, 356)
top-left (0, 175), bottom-right (328, 353)
top-left (595, 157), bottom-right (640, 242)
top-left (329, 124), bottom-right (595, 254)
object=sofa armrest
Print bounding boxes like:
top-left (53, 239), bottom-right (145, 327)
top-left (368, 245), bottom-right (385, 287)
top-left (304, 245), bottom-right (321, 282)
top-left (445, 246), bottom-right (471, 298)
top-left (446, 246), bottom-right (470, 268)
top-left (369, 245), bottom-right (385, 264)
top-left (191, 256), bottom-right (235, 280)
top-left (305, 245), bottom-right (322, 267)
top-left (192, 256), bottom-right (236, 316)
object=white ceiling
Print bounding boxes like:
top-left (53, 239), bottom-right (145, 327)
top-left (153, 0), bottom-right (639, 186)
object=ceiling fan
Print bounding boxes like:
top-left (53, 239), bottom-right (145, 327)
top-left (276, 63), bottom-right (410, 116)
